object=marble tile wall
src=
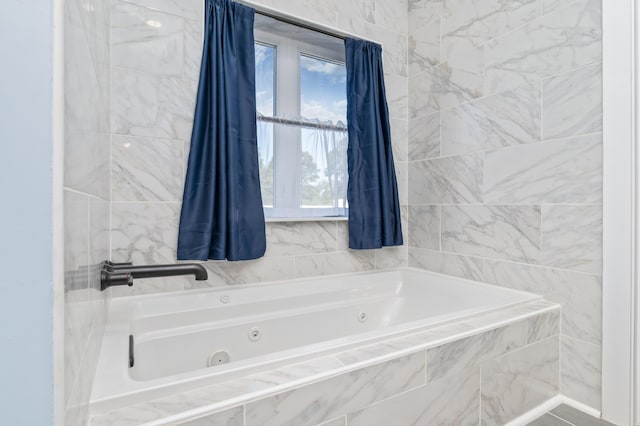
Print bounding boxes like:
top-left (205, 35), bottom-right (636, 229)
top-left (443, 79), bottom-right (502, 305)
top-left (64, 0), bottom-right (111, 424)
top-left (407, 0), bottom-right (603, 410)
top-left (109, 0), bottom-right (410, 295)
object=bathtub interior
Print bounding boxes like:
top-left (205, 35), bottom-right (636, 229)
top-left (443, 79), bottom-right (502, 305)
top-left (91, 268), bottom-right (540, 411)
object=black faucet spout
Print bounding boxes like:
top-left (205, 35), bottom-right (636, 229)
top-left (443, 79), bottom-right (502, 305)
top-left (100, 262), bottom-right (208, 291)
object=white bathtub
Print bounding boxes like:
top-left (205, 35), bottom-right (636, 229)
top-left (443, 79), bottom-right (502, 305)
top-left (91, 268), bottom-right (539, 413)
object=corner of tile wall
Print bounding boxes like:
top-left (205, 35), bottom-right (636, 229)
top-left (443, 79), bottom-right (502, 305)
top-left (406, 0), bottom-right (603, 411)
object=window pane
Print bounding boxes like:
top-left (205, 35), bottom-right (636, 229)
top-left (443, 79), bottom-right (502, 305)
top-left (255, 43), bottom-right (275, 116)
top-left (300, 55), bottom-right (347, 124)
top-left (255, 43), bottom-right (275, 206)
top-left (257, 122), bottom-right (274, 207)
top-left (300, 128), bottom-right (348, 209)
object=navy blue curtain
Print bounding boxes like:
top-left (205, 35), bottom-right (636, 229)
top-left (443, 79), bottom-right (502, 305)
top-left (345, 38), bottom-right (403, 249)
top-left (177, 0), bottom-right (266, 261)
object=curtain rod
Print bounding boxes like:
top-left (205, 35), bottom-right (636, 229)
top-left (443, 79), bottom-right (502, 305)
top-left (257, 115), bottom-right (348, 132)
top-left (253, 9), bottom-right (347, 41)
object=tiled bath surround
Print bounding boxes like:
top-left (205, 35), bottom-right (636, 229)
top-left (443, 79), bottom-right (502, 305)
top-left (407, 0), bottom-right (603, 410)
top-left (63, 0), bottom-right (111, 424)
top-left (90, 300), bottom-right (560, 425)
top-left (108, 0), bottom-right (410, 294)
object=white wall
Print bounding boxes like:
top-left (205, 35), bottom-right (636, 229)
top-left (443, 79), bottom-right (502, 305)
top-left (0, 0), bottom-right (57, 424)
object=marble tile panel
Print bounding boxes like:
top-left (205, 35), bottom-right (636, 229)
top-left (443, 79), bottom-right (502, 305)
top-left (483, 133), bottom-right (603, 204)
top-left (408, 14), bottom-right (440, 76)
top-left (65, 1), bottom-right (109, 135)
top-left (184, 19), bottom-right (203, 81)
top-left (441, 0), bottom-right (541, 46)
top-left (408, 153), bottom-right (483, 204)
top-left (177, 407), bottom-right (243, 426)
top-left (483, 259), bottom-right (602, 344)
top-left (116, 0), bottom-right (203, 20)
top-left (561, 336), bottom-right (602, 409)
top-left (426, 321), bottom-right (525, 381)
top-left (526, 309), bottom-right (560, 344)
top-left (265, 222), bottom-right (337, 257)
top-left (111, 135), bottom-right (184, 202)
top-left (441, 82), bottom-right (541, 156)
top-left (543, 62), bottom-right (602, 140)
top-left (199, 257), bottom-right (295, 287)
top-left (481, 336), bottom-right (560, 424)
top-left (408, 112), bottom-right (440, 161)
top-left (336, 0), bottom-right (375, 24)
top-left (485, 0), bottom-right (601, 95)
top-left (111, 201), bottom-right (181, 264)
top-left (111, 1), bottom-right (185, 77)
top-left (349, 367), bottom-right (479, 426)
top-left (375, 0), bottom-right (408, 34)
top-left (408, 205), bottom-right (440, 249)
top-left (65, 130), bottom-right (110, 200)
top-left (111, 67), bottom-right (197, 141)
top-left (390, 118), bottom-right (408, 162)
top-left (294, 251), bottom-right (376, 279)
top-left (316, 417), bottom-right (346, 426)
top-left (64, 190), bottom-right (90, 404)
top-left (409, 248), bottom-right (484, 281)
top-left (384, 74), bottom-right (408, 120)
top-left (375, 245), bottom-right (408, 269)
top-left (410, 62), bottom-right (481, 117)
top-left (541, 204), bottom-right (602, 274)
top-left (395, 161), bottom-right (408, 206)
top-left (441, 36), bottom-right (483, 102)
top-left (88, 196), bottom-right (110, 323)
top-left (245, 352), bottom-right (425, 426)
top-left (442, 205), bottom-right (541, 264)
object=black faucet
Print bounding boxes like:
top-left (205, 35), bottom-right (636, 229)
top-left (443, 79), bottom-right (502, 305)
top-left (100, 261), bottom-right (208, 291)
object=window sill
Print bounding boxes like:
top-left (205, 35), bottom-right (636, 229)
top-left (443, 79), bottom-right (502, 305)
top-left (265, 216), bottom-right (348, 223)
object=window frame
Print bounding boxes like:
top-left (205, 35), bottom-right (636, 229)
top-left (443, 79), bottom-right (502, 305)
top-left (254, 28), bottom-right (348, 220)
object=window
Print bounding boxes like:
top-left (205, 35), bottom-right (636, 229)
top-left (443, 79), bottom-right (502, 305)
top-left (254, 15), bottom-right (348, 219)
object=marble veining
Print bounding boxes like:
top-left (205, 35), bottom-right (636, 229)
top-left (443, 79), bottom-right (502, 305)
top-left (561, 336), bottom-right (602, 409)
top-left (111, 202), bottom-right (181, 264)
top-left (265, 222), bottom-right (338, 257)
top-left (349, 368), bottom-right (480, 426)
top-left (409, 248), bottom-right (484, 281)
top-left (410, 62), bottom-right (481, 117)
top-left (441, 205), bottom-right (541, 264)
top-left (483, 133), bottom-right (603, 204)
top-left (294, 251), bottom-right (376, 279)
top-left (409, 153), bottom-right (483, 204)
top-left (543, 62), bottom-right (602, 140)
top-left (441, 82), bottom-right (541, 156)
top-left (483, 259), bottom-right (602, 345)
top-left (526, 309), bottom-right (560, 344)
top-left (177, 407), bottom-right (243, 426)
top-left (111, 67), bottom-right (197, 141)
top-left (408, 113), bottom-right (440, 161)
top-left (541, 204), bottom-right (602, 274)
top-left (408, 205), bottom-right (440, 249)
top-left (111, 135), bottom-right (184, 202)
top-left (426, 322), bottom-right (525, 382)
top-left (245, 352), bottom-right (425, 426)
top-left (484, 0), bottom-right (601, 95)
top-left (481, 336), bottom-right (560, 424)
top-left (111, 0), bottom-right (185, 77)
